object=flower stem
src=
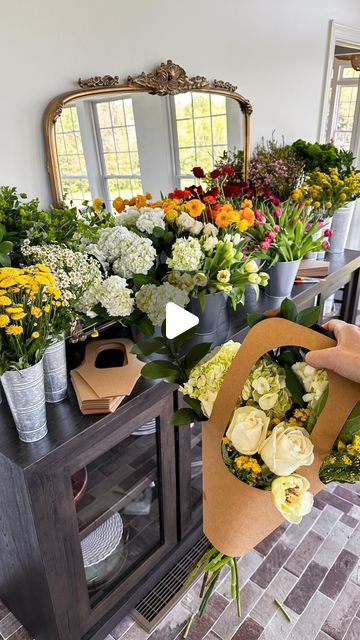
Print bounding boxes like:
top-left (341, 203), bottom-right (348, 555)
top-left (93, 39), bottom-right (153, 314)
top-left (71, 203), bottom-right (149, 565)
top-left (274, 599), bottom-right (291, 622)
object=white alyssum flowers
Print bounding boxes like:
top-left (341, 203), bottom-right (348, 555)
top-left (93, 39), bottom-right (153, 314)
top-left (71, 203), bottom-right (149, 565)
top-left (135, 282), bottom-right (190, 326)
top-left (166, 237), bottom-right (203, 272)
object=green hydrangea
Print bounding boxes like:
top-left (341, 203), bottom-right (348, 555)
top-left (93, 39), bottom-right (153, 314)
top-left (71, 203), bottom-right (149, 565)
top-left (242, 357), bottom-right (292, 418)
top-left (181, 340), bottom-right (240, 417)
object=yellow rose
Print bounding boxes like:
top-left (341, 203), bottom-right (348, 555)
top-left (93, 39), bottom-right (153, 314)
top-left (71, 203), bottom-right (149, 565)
top-left (271, 474), bottom-right (313, 524)
top-left (226, 405), bottom-right (270, 455)
top-left (259, 423), bottom-right (314, 475)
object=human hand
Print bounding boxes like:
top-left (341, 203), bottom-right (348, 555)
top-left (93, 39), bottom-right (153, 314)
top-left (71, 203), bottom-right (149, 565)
top-left (305, 319), bottom-right (360, 384)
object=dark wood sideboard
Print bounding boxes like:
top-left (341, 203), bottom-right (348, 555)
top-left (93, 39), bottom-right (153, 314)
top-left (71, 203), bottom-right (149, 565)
top-left (0, 250), bottom-right (359, 640)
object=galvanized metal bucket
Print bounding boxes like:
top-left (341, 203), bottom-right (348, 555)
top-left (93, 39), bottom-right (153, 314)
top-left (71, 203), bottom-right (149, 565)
top-left (43, 336), bottom-right (67, 403)
top-left (265, 259), bottom-right (301, 299)
top-left (1, 359), bottom-right (48, 442)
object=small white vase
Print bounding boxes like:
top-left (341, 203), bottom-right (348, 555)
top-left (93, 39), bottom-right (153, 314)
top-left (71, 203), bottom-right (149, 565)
top-left (330, 204), bottom-right (355, 254)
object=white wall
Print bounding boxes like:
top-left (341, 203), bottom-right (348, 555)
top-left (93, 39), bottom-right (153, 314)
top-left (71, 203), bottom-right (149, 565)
top-left (1, 0), bottom-right (360, 205)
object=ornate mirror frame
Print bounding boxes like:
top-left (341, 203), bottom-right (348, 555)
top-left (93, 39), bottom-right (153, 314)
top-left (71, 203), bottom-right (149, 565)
top-left (44, 60), bottom-right (253, 207)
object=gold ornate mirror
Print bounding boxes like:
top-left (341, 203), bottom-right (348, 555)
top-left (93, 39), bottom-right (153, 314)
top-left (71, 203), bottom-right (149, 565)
top-left (44, 60), bottom-right (252, 208)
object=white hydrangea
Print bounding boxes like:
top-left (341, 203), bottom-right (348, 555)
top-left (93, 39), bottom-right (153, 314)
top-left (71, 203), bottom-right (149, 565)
top-left (166, 237), bottom-right (203, 272)
top-left (21, 243), bottom-right (103, 308)
top-left (114, 207), bottom-right (140, 227)
top-left (77, 280), bottom-right (104, 316)
top-left (92, 226), bottom-right (156, 277)
top-left (135, 282), bottom-right (190, 326)
top-left (135, 207), bottom-right (165, 234)
top-left (96, 275), bottom-right (134, 317)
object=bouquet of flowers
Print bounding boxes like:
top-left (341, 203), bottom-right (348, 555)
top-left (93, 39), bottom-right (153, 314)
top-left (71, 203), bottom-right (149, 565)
top-left (246, 199), bottom-right (330, 261)
top-left (248, 137), bottom-right (304, 201)
top-left (293, 167), bottom-right (360, 213)
top-left (0, 265), bottom-right (62, 372)
top-left (132, 299), bottom-right (360, 626)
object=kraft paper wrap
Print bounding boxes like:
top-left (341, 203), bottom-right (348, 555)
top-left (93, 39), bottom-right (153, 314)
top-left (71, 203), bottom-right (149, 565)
top-left (203, 318), bottom-right (360, 557)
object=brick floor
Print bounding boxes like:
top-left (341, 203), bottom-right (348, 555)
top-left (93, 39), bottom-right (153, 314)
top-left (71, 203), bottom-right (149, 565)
top-left (1, 483), bottom-right (360, 640)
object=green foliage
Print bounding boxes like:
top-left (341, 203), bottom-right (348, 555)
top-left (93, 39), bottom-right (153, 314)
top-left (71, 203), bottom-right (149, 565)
top-left (0, 224), bottom-right (13, 266)
top-left (291, 139), bottom-right (356, 178)
top-left (284, 365), bottom-right (306, 407)
top-left (337, 401), bottom-right (360, 444)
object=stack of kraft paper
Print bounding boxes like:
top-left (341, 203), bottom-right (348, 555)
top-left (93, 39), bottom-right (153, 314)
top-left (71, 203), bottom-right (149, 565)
top-left (71, 338), bottom-right (142, 414)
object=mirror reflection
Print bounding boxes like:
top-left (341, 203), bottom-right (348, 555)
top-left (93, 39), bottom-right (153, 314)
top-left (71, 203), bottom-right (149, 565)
top-left (54, 91), bottom-right (244, 207)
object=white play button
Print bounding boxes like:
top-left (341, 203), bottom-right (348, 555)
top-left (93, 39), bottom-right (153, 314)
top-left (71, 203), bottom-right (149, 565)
top-left (165, 302), bottom-right (199, 339)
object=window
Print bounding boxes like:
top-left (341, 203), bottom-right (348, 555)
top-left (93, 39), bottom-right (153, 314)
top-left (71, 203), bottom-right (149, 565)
top-left (94, 98), bottom-right (143, 202)
top-left (55, 106), bottom-right (91, 205)
top-left (171, 92), bottom-right (228, 187)
top-left (327, 59), bottom-right (360, 151)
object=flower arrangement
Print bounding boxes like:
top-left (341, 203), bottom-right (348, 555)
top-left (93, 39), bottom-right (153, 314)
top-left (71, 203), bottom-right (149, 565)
top-left (133, 298), bottom-right (360, 626)
top-left (248, 137), bottom-right (304, 201)
top-left (292, 167), bottom-right (360, 213)
top-left (246, 199), bottom-right (330, 261)
top-left (0, 265), bottom-right (62, 372)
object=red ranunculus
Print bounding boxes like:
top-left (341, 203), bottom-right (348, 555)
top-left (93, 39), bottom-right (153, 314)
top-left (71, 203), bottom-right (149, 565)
top-left (210, 169), bottom-right (221, 179)
top-left (203, 195), bottom-right (217, 204)
top-left (224, 184), bottom-right (242, 198)
top-left (192, 166), bottom-right (205, 178)
top-left (206, 186), bottom-right (220, 199)
top-left (222, 166), bottom-right (235, 176)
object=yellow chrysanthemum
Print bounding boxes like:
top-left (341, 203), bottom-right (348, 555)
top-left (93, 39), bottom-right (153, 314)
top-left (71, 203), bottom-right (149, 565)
top-left (31, 306), bottom-right (42, 318)
top-left (46, 285), bottom-right (61, 300)
top-left (0, 295), bottom-right (12, 306)
top-left (5, 324), bottom-right (23, 335)
top-left (35, 274), bottom-right (54, 286)
top-left (0, 278), bottom-right (17, 288)
top-left (34, 264), bottom-right (51, 273)
top-left (236, 219), bottom-right (250, 232)
top-left (10, 312), bottom-right (26, 320)
top-left (0, 314), bottom-right (10, 327)
top-left (92, 197), bottom-right (104, 212)
top-left (43, 304), bottom-right (51, 313)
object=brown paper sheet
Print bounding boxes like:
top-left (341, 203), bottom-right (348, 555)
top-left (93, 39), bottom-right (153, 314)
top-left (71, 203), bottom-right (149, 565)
top-left (203, 318), bottom-right (360, 557)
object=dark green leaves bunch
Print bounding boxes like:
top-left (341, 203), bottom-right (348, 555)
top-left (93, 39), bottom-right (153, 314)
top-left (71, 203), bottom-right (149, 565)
top-left (291, 139), bottom-right (356, 178)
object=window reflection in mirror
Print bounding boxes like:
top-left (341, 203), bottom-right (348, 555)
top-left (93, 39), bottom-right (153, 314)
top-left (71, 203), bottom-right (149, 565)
top-left (55, 91), bottom-right (244, 209)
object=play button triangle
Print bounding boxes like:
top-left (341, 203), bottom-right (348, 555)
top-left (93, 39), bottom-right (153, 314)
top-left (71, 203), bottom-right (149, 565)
top-left (165, 302), bottom-right (199, 339)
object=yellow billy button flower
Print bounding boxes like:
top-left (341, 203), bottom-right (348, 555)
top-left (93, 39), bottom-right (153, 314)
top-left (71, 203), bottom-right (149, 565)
top-left (31, 331), bottom-right (40, 339)
top-left (90, 329), bottom-right (99, 338)
top-left (0, 314), bottom-right (10, 327)
top-left (31, 306), bottom-right (42, 318)
top-left (0, 295), bottom-right (12, 306)
top-left (5, 324), bottom-right (24, 335)
top-left (271, 474), bottom-right (313, 524)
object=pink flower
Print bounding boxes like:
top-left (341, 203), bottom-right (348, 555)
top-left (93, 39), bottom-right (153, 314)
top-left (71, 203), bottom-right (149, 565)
top-left (254, 246), bottom-right (260, 252)
top-left (273, 225), bottom-right (280, 233)
top-left (254, 209), bottom-right (262, 220)
top-left (260, 241), bottom-right (271, 250)
top-left (322, 240), bottom-right (331, 250)
top-left (260, 215), bottom-right (266, 223)
top-left (266, 232), bottom-right (275, 241)
top-left (306, 223), bottom-right (312, 231)
top-left (318, 221), bottom-right (324, 229)
top-left (324, 229), bottom-right (333, 237)
top-left (271, 196), bottom-right (281, 205)
top-left (274, 207), bottom-right (282, 218)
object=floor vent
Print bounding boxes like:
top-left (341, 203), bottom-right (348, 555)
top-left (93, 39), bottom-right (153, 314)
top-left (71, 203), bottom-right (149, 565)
top-left (132, 535), bottom-right (209, 633)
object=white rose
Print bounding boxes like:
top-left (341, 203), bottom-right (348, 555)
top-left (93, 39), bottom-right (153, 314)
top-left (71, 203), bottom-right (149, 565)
top-left (203, 223), bottom-right (218, 237)
top-left (226, 405), bottom-right (270, 455)
top-left (190, 220), bottom-right (204, 235)
top-left (259, 423), bottom-right (314, 476)
top-left (176, 212), bottom-right (194, 230)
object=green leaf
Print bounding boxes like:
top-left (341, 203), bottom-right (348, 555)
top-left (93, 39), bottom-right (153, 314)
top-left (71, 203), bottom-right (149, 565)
top-left (132, 273), bottom-right (157, 288)
top-left (0, 252), bottom-right (11, 266)
top-left (170, 408), bottom-right (200, 425)
top-left (152, 226), bottom-right (165, 238)
top-left (137, 314), bottom-right (155, 336)
top-left (338, 400), bottom-right (360, 444)
top-left (280, 298), bottom-right (297, 322)
top-left (184, 341), bottom-right (212, 374)
top-left (307, 385), bottom-right (329, 433)
top-left (247, 312), bottom-right (266, 328)
top-left (183, 395), bottom-right (205, 418)
top-left (277, 349), bottom-right (298, 366)
top-left (141, 360), bottom-right (181, 383)
top-left (173, 325), bottom-right (198, 351)
top-left (284, 364), bottom-right (306, 407)
top-left (131, 337), bottom-right (168, 357)
top-left (296, 306), bottom-right (320, 327)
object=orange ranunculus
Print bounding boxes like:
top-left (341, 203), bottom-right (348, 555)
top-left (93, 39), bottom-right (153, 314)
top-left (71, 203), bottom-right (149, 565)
top-left (203, 195), bottom-right (217, 205)
top-left (241, 198), bottom-right (253, 210)
top-left (113, 196), bottom-right (126, 213)
top-left (185, 199), bottom-right (205, 218)
top-left (135, 195), bottom-right (148, 208)
top-left (239, 207), bottom-right (255, 226)
top-left (215, 210), bottom-right (231, 228)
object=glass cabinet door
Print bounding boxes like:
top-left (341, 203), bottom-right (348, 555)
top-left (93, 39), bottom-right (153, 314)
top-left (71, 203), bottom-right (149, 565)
top-left (177, 418), bottom-right (203, 537)
top-left (70, 394), bottom-right (177, 627)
